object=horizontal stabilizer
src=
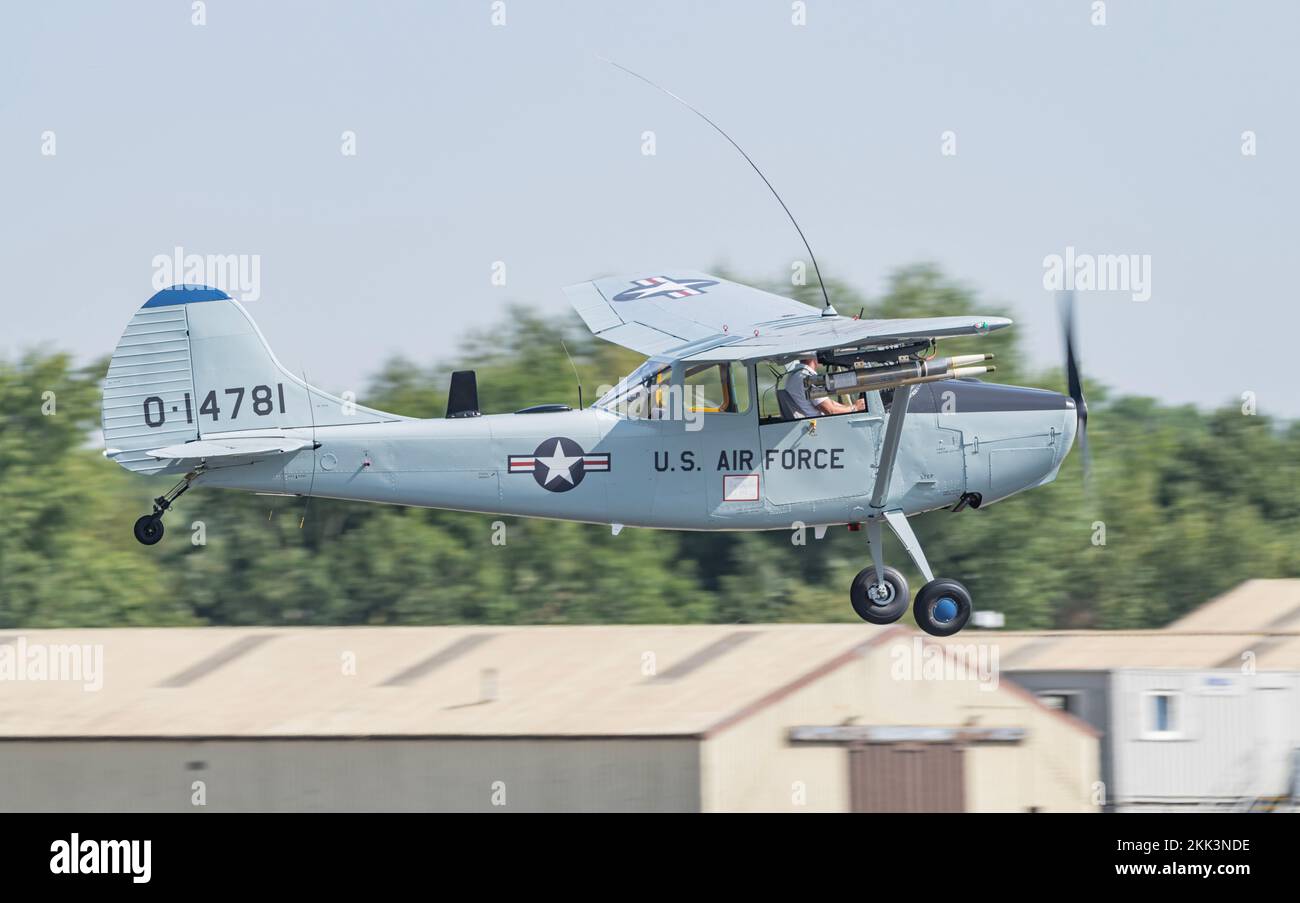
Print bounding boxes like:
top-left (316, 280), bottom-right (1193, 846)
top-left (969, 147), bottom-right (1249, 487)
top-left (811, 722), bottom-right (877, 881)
top-left (142, 437), bottom-right (315, 462)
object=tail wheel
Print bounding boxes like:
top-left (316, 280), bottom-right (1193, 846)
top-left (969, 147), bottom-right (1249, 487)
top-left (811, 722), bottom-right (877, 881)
top-left (133, 515), bottom-right (164, 546)
top-left (913, 579), bottom-right (973, 637)
top-left (850, 566), bottom-right (909, 624)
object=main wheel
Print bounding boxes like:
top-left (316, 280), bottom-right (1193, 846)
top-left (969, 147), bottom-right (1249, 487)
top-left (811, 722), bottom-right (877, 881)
top-left (850, 566), bottom-right (909, 624)
top-left (913, 579), bottom-right (973, 636)
top-left (133, 515), bottom-right (164, 546)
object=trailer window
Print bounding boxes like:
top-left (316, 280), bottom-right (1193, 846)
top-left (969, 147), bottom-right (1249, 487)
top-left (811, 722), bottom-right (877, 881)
top-left (1141, 691), bottom-right (1183, 739)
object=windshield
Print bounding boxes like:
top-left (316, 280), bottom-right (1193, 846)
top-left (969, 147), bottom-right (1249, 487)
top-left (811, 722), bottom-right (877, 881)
top-left (594, 360), bottom-right (670, 419)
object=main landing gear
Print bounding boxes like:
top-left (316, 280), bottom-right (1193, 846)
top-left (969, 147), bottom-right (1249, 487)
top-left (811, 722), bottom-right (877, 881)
top-left (132, 471), bottom-right (200, 546)
top-left (847, 383), bottom-right (973, 635)
top-left (850, 510), bottom-right (974, 636)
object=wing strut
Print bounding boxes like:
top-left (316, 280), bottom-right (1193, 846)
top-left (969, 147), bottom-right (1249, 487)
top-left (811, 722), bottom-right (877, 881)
top-left (870, 386), bottom-right (914, 510)
top-left (866, 385), bottom-right (937, 584)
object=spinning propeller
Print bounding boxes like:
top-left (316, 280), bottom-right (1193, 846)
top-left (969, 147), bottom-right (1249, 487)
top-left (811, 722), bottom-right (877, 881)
top-left (1059, 290), bottom-right (1090, 480)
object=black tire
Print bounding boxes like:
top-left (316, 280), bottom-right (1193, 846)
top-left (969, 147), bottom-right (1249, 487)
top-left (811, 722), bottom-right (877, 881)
top-left (850, 566), bottom-right (909, 624)
top-left (133, 515), bottom-right (164, 546)
top-left (913, 578), bottom-right (973, 637)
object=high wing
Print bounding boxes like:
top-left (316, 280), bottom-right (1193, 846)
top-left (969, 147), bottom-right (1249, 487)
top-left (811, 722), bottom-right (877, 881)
top-left (566, 272), bottom-right (813, 355)
top-left (565, 272), bottom-right (1011, 361)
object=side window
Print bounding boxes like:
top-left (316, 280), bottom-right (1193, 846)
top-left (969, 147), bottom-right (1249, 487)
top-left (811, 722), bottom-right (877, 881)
top-left (642, 367), bottom-right (672, 419)
top-left (1037, 692), bottom-right (1081, 717)
top-left (681, 362), bottom-right (753, 414)
top-left (728, 362), bottom-right (751, 414)
top-left (756, 360), bottom-right (785, 422)
top-left (637, 366), bottom-right (670, 420)
top-left (683, 363), bottom-right (726, 412)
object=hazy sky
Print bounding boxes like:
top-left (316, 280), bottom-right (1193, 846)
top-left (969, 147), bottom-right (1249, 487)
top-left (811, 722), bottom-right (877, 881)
top-left (3, 1), bottom-right (1297, 414)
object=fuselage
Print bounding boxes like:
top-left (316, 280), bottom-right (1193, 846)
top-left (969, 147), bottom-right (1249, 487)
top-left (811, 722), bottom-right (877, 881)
top-left (195, 379), bottom-right (1076, 530)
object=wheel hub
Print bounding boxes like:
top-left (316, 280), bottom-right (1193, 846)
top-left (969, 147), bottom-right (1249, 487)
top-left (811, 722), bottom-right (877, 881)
top-left (933, 596), bottom-right (959, 623)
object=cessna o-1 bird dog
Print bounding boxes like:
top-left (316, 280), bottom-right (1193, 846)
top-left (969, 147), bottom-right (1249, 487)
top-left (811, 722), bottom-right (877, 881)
top-left (101, 67), bottom-right (1087, 637)
top-left (102, 275), bottom-right (1086, 637)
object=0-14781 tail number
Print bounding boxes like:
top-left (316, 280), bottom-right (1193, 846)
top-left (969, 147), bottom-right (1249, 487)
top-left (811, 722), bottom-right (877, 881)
top-left (141, 383), bottom-right (287, 428)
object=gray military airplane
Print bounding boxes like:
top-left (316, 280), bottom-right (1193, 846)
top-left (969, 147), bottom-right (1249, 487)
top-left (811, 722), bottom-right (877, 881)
top-left (102, 275), bottom-right (1084, 636)
top-left (103, 62), bottom-right (1086, 636)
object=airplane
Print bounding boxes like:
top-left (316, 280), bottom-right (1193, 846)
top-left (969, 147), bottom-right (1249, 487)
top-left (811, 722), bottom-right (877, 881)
top-left (103, 63), bottom-right (1088, 637)
top-left (101, 275), bottom-right (1086, 637)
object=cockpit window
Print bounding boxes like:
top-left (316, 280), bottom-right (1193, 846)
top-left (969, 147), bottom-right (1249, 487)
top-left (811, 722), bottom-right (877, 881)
top-left (682, 362), bottom-right (751, 414)
top-left (594, 361), bottom-right (671, 419)
top-left (596, 360), bottom-right (754, 420)
top-left (756, 358), bottom-right (873, 422)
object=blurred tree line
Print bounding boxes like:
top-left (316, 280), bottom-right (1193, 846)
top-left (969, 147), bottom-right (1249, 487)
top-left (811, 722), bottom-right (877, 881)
top-left (2, 264), bottom-right (1297, 629)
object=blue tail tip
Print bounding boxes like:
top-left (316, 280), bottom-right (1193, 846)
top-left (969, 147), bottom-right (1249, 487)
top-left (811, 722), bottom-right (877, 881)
top-left (143, 285), bottom-right (231, 308)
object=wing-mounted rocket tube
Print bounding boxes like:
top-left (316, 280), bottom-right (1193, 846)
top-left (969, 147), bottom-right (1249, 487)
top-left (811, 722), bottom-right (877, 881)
top-left (808, 354), bottom-right (995, 399)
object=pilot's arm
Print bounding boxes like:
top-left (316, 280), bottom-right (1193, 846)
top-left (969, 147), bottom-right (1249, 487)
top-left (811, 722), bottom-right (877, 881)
top-left (787, 363), bottom-right (865, 417)
top-left (814, 395), bottom-right (864, 415)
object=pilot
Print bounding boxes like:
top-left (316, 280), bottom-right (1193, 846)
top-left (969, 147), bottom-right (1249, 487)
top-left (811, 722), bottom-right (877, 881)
top-left (784, 356), bottom-right (865, 418)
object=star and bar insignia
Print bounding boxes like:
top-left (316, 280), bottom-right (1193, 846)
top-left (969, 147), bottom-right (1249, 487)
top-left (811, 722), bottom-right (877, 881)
top-left (612, 276), bottom-right (719, 302)
top-left (508, 437), bottom-right (611, 493)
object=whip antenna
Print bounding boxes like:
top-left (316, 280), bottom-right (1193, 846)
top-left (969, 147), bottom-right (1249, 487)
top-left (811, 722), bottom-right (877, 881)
top-left (600, 57), bottom-right (835, 315)
top-left (560, 340), bottom-right (584, 409)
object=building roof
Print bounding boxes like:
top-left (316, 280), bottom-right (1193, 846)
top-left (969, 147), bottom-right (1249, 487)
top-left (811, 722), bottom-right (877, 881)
top-left (936, 630), bottom-right (1300, 671)
top-left (0, 624), bottom-right (899, 739)
top-left (1167, 579), bottom-right (1300, 632)
top-left (4, 581), bottom-right (1294, 737)
top-left (935, 580), bottom-right (1300, 671)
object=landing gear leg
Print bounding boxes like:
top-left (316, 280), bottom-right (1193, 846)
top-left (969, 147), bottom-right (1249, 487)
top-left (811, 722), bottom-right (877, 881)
top-left (880, 509), bottom-right (974, 636)
top-left (849, 520), bottom-right (909, 624)
top-left (881, 510), bottom-right (933, 583)
top-left (852, 389), bottom-right (974, 634)
top-left (133, 471), bottom-right (199, 546)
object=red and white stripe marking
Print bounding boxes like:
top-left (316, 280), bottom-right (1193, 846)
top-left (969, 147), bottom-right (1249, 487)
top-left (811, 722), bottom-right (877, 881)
top-left (507, 456), bottom-right (536, 473)
top-left (508, 453), bottom-right (611, 473)
top-left (582, 455), bottom-right (611, 472)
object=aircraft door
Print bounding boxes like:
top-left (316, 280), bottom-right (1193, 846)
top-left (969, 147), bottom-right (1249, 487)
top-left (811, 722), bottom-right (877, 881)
top-left (648, 361), bottom-right (758, 522)
top-left (758, 415), bottom-right (878, 506)
top-left (690, 362), bottom-right (762, 520)
top-left (755, 361), bottom-right (878, 507)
